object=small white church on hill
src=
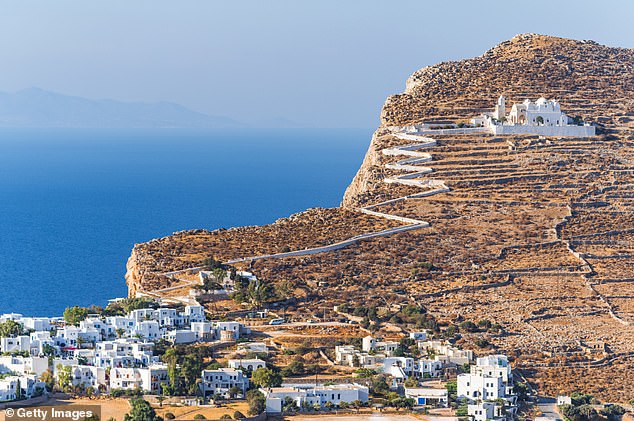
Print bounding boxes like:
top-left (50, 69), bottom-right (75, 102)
top-left (473, 95), bottom-right (595, 137)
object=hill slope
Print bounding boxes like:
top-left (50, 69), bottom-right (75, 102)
top-left (125, 34), bottom-right (634, 400)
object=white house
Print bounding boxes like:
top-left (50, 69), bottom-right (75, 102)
top-left (200, 368), bottom-right (249, 398)
top-left (191, 322), bottom-right (213, 341)
top-left (416, 358), bottom-right (443, 378)
top-left (20, 317), bottom-right (52, 332)
top-left (409, 332), bottom-right (427, 341)
top-left (457, 371), bottom-right (505, 401)
top-left (418, 340), bottom-right (473, 365)
top-left (109, 364), bottom-right (168, 394)
top-left (263, 383), bottom-right (369, 413)
top-left (457, 354), bottom-right (516, 414)
top-left (54, 364), bottom-right (107, 389)
top-left (0, 356), bottom-right (48, 376)
top-left (557, 395), bottom-right (572, 406)
top-left (165, 329), bottom-right (197, 344)
top-left (94, 339), bottom-right (157, 368)
top-left (362, 336), bottom-right (398, 355)
top-left (134, 320), bottom-right (161, 340)
top-left (30, 331), bottom-right (56, 356)
top-left (214, 322), bottom-right (243, 340)
top-left (383, 357), bottom-right (414, 378)
top-left (0, 336), bottom-right (31, 354)
top-left (184, 306), bottom-right (206, 323)
top-left (471, 355), bottom-right (514, 395)
top-left (105, 317), bottom-right (136, 337)
top-left (0, 374), bottom-right (44, 401)
top-left (469, 401), bottom-right (507, 421)
top-left (404, 387), bottom-right (449, 407)
top-left (227, 359), bottom-right (266, 372)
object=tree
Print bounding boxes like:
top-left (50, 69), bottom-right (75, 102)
top-left (251, 367), bottom-right (282, 388)
top-left (63, 306), bottom-right (89, 326)
top-left (124, 398), bottom-right (164, 421)
top-left (0, 320), bottom-right (24, 338)
top-left (42, 343), bottom-right (56, 357)
top-left (281, 360), bottom-right (305, 377)
top-left (536, 116), bottom-right (544, 125)
top-left (513, 382), bottom-right (529, 401)
top-left (459, 321), bottom-right (478, 333)
top-left (180, 354), bottom-right (204, 395)
top-left (601, 405), bottom-right (626, 421)
top-left (201, 256), bottom-right (224, 271)
top-left (40, 369), bottom-right (55, 391)
top-left (116, 328), bottom-right (126, 339)
top-left (197, 269), bottom-right (225, 294)
top-left (162, 348), bottom-right (179, 394)
top-left (228, 386), bottom-right (241, 399)
top-left (233, 411), bottom-right (246, 419)
top-left (56, 364), bottom-right (72, 391)
top-left (369, 374), bottom-right (390, 397)
top-left (15, 378), bottom-right (22, 400)
top-left (404, 377), bottom-right (419, 388)
top-left (446, 380), bottom-right (458, 403)
top-left (246, 390), bottom-right (266, 416)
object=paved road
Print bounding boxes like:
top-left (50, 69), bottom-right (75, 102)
top-left (537, 397), bottom-right (562, 420)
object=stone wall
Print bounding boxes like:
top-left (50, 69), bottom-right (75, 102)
top-left (491, 124), bottom-right (596, 137)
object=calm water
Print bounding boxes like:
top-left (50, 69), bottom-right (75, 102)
top-left (0, 128), bottom-right (370, 316)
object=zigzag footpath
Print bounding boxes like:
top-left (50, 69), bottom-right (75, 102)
top-left (142, 131), bottom-right (450, 299)
top-left (225, 132), bottom-right (450, 263)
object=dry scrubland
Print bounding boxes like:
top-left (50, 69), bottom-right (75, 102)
top-left (126, 34), bottom-right (634, 401)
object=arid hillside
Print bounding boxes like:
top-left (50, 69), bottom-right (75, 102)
top-left (126, 34), bottom-right (634, 401)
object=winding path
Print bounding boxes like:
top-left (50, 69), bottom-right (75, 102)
top-left (147, 130), bottom-right (448, 296)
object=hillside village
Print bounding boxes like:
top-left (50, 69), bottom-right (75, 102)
top-left (0, 296), bottom-right (536, 421)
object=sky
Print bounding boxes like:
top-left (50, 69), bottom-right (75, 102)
top-left (1, 0), bottom-right (633, 128)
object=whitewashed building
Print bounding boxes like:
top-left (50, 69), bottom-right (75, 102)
top-left (405, 387), bottom-right (449, 407)
top-left (263, 383), bottom-right (369, 413)
top-left (472, 96), bottom-right (595, 137)
top-left (469, 401), bottom-right (507, 421)
top-left (0, 374), bottom-right (44, 401)
top-left (0, 336), bottom-right (31, 354)
top-left (200, 368), bottom-right (248, 398)
top-left (227, 359), bottom-right (266, 372)
top-left (109, 364), bottom-right (168, 394)
top-left (0, 356), bottom-right (48, 376)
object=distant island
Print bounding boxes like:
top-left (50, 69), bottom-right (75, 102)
top-left (0, 87), bottom-right (245, 129)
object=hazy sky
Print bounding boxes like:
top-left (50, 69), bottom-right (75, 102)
top-left (1, 0), bottom-right (633, 128)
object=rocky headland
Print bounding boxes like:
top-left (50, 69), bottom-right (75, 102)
top-left (125, 34), bottom-right (634, 400)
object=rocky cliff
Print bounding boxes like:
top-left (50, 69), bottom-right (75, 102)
top-left (343, 33), bottom-right (634, 207)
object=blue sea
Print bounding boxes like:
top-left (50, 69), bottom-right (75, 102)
top-left (0, 128), bottom-right (371, 316)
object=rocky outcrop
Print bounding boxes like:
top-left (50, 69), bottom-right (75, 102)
top-left (125, 247), bottom-right (144, 298)
top-left (342, 33), bottom-right (634, 207)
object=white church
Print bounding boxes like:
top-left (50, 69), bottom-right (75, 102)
top-left (473, 96), bottom-right (595, 137)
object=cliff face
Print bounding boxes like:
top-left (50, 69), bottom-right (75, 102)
top-left (125, 247), bottom-right (144, 298)
top-left (342, 33), bottom-right (634, 207)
